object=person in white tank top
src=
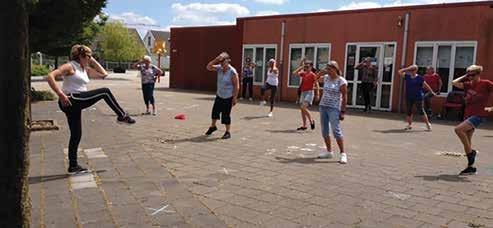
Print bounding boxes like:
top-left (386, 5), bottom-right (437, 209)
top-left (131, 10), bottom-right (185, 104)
top-left (47, 44), bottom-right (136, 174)
top-left (260, 59), bottom-right (279, 117)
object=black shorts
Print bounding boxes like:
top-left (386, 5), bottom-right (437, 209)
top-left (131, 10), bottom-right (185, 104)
top-left (406, 98), bottom-right (425, 116)
top-left (211, 96), bottom-right (233, 125)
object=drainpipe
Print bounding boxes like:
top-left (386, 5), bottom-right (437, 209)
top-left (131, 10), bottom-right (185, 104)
top-left (278, 20), bottom-right (286, 102)
top-left (398, 12), bottom-right (410, 113)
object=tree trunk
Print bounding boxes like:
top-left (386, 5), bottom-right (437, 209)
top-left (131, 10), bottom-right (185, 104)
top-left (55, 56), bottom-right (59, 68)
top-left (0, 0), bottom-right (31, 227)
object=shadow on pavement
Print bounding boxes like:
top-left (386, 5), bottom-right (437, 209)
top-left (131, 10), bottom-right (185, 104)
top-left (414, 174), bottom-right (471, 182)
top-left (164, 135), bottom-right (221, 144)
top-left (275, 156), bottom-right (338, 164)
top-left (242, 115), bottom-right (269, 120)
top-left (29, 170), bottom-right (107, 184)
top-left (267, 129), bottom-right (308, 134)
top-left (372, 129), bottom-right (423, 134)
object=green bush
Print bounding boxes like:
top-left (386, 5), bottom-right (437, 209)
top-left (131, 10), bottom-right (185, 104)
top-left (31, 88), bottom-right (56, 102)
top-left (31, 64), bottom-right (50, 76)
top-left (160, 67), bottom-right (169, 72)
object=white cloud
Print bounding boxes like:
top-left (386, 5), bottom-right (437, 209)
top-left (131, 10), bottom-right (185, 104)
top-left (336, 0), bottom-right (486, 11)
top-left (255, 10), bottom-right (281, 16)
top-left (338, 1), bottom-right (382, 10)
top-left (253, 0), bottom-right (288, 5)
top-left (170, 3), bottom-right (249, 27)
top-left (109, 12), bottom-right (158, 26)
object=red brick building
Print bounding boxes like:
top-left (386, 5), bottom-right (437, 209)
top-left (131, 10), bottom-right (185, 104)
top-left (170, 1), bottom-right (493, 113)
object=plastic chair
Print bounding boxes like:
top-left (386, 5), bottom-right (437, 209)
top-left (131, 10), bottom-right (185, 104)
top-left (441, 91), bottom-right (465, 121)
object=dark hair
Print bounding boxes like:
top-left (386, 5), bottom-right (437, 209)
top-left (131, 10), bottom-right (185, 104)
top-left (304, 61), bottom-right (314, 67)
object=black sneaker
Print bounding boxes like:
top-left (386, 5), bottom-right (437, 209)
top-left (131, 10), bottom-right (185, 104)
top-left (310, 120), bottom-right (315, 130)
top-left (68, 165), bottom-right (89, 174)
top-left (221, 132), bottom-right (231, 139)
top-left (297, 126), bottom-right (307, 131)
top-left (205, 126), bottom-right (217, 135)
top-left (117, 115), bottom-right (136, 125)
top-left (459, 166), bottom-right (477, 175)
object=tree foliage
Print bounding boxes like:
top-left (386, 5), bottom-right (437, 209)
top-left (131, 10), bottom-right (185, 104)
top-left (29, 0), bottom-right (107, 56)
top-left (100, 22), bottom-right (146, 62)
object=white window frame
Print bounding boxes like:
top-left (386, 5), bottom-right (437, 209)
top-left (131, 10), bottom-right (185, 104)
top-left (287, 43), bottom-right (331, 88)
top-left (343, 42), bottom-right (397, 111)
top-left (242, 44), bottom-right (277, 85)
top-left (413, 41), bottom-right (477, 95)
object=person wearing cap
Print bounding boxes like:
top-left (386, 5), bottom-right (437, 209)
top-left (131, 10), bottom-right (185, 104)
top-left (355, 57), bottom-right (378, 112)
top-left (260, 59), bottom-right (279, 117)
top-left (241, 57), bottom-right (255, 101)
top-left (423, 66), bottom-right (442, 118)
top-left (133, 55), bottom-right (163, 115)
top-left (205, 52), bottom-right (240, 139)
top-left (398, 64), bottom-right (434, 131)
top-left (47, 44), bottom-right (136, 174)
top-left (315, 61), bottom-right (348, 164)
top-left (292, 59), bottom-right (319, 131)
top-left (452, 65), bottom-right (493, 175)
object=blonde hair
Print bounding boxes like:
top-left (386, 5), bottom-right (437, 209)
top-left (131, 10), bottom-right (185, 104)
top-left (467, 65), bottom-right (483, 74)
top-left (410, 65), bottom-right (418, 71)
top-left (327, 60), bottom-right (342, 75)
top-left (143, 55), bottom-right (152, 62)
top-left (70, 44), bottom-right (92, 61)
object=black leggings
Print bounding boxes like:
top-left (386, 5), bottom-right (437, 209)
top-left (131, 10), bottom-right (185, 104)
top-left (261, 83), bottom-right (277, 110)
top-left (242, 77), bottom-right (253, 99)
top-left (59, 88), bottom-right (126, 167)
top-left (361, 82), bottom-right (374, 109)
top-left (211, 96), bottom-right (233, 125)
top-left (142, 83), bottom-right (155, 106)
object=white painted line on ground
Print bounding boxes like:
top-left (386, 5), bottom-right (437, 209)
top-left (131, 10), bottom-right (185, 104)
top-left (287, 146), bottom-right (300, 150)
top-left (305, 143), bottom-right (317, 147)
top-left (386, 191), bottom-right (411, 200)
top-left (300, 148), bottom-right (314, 152)
top-left (70, 173), bottom-right (97, 190)
top-left (147, 204), bottom-right (175, 216)
top-left (84, 148), bottom-right (108, 159)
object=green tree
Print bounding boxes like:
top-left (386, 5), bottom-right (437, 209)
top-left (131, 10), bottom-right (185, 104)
top-left (0, 1), bottom-right (106, 226)
top-left (100, 22), bottom-right (146, 63)
top-left (29, 0), bottom-right (108, 67)
top-left (0, 0), bottom-right (31, 226)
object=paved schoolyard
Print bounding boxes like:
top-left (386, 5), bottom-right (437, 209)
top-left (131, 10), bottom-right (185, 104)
top-left (29, 71), bottom-right (493, 227)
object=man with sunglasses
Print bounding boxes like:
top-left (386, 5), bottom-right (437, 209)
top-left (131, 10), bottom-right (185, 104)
top-left (452, 65), bottom-right (493, 175)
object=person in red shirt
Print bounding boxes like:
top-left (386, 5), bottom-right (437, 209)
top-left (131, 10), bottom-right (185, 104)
top-left (292, 59), bottom-right (320, 130)
top-left (452, 65), bottom-right (493, 175)
top-left (423, 66), bottom-right (442, 117)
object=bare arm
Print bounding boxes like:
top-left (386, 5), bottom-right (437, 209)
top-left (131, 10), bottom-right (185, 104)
top-left (437, 76), bottom-right (443, 94)
top-left (452, 74), bottom-right (468, 90)
top-left (87, 57), bottom-right (108, 79)
top-left (207, 56), bottom-right (221, 71)
top-left (232, 72), bottom-right (240, 106)
top-left (47, 63), bottom-right (73, 106)
top-left (423, 81), bottom-right (435, 95)
top-left (340, 84), bottom-right (348, 120)
top-left (398, 66), bottom-right (413, 77)
top-left (292, 65), bottom-right (304, 76)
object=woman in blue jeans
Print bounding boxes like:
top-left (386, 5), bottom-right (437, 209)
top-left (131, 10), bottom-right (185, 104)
top-left (315, 61), bottom-right (348, 164)
top-left (134, 56), bottom-right (163, 115)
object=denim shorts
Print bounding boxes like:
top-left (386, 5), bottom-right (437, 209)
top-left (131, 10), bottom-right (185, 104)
top-left (319, 106), bottom-right (343, 139)
top-left (299, 90), bottom-right (314, 106)
top-left (466, 115), bottom-right (486, 129)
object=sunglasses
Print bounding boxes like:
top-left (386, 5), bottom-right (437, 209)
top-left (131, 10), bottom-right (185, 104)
top-left (467, 72), bottom-right (478, 77)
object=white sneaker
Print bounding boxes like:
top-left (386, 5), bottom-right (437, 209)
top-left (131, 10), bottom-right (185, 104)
top-left (239, 97), bottom-right (244, 100)
top-left (152, 110), bottom-right (157, 116)
top-left (318, 151), bottom-right (334, 159)
top-left (260, 101), bottom-right (267, 106)
top-left (267, 112), bottom-right (273, 117)
top-left (426, 123), bottom-right (432, 132)
top-left (339, 153), bottom-right (348, 164)
top-left (249, 98), bottom-right (253, 102)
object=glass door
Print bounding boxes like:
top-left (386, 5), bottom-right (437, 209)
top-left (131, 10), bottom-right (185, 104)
top-left (345, 43), bottom-right (396, 111)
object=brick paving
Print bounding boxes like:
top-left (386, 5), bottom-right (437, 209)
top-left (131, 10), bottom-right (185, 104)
top-left (30, 72), bottom-right (493, 227)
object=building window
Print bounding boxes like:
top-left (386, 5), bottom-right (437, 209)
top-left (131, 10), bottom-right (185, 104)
top-left (288, 44), bottom-right (331, 87)
top-left (242, 45), bottom-right (277, 84)
top-left (148, 37), bottom-right (151, 47)
top-left (414, 41), bottom-right (477, 93)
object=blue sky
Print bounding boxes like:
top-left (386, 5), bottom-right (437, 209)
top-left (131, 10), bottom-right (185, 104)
top-left (104, 0), bottom-right (481, 36)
